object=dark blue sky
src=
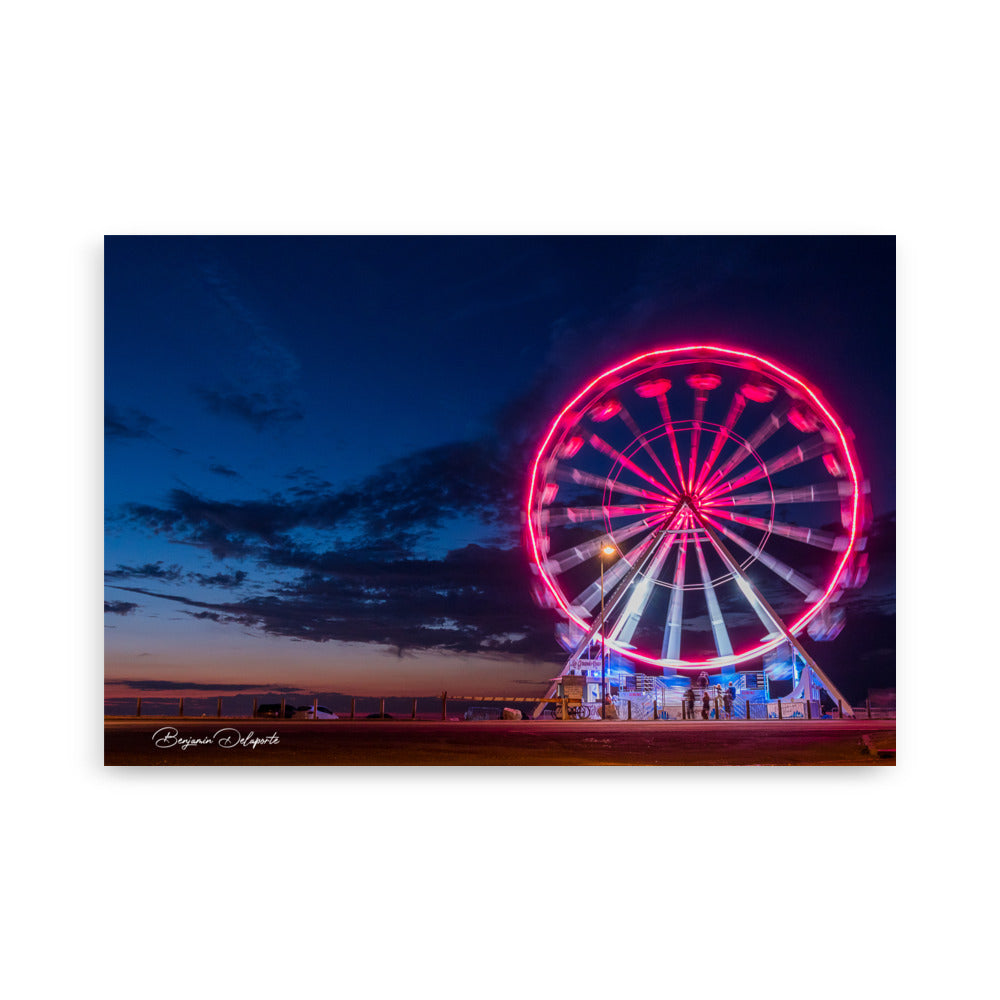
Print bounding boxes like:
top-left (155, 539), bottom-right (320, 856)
top-left (105, 236), bottom-right (895, 703)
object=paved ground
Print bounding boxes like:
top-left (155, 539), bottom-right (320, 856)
top-left (104, 718), bottom-right (896, 766)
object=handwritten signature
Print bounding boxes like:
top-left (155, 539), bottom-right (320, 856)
top-left (152, 727), bottom-right (280, 750)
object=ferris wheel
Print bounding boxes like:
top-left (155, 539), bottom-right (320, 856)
top-left (525, 345), bottom-right (871, 685)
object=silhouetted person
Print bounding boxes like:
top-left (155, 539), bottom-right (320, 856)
top-left (684, 688), bottom-right (695, 719)
top-left (701, 692), bottom-right (710, 720)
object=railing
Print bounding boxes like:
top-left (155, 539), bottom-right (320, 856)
top-left (108, 691), bottom-right (895, 721)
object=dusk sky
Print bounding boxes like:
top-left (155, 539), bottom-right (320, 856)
top-left (104, 236), bottom-right (895, 708)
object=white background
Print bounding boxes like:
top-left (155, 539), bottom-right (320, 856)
top-left (4, 2), bottom-right (995, 998)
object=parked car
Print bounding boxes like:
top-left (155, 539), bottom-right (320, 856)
top-left (464, 706), bottom-right (502, 720)
top-left (366, 712), bottom-right (393, 719)
top-left (296, 705), bottom-right (338, 720)
top-left (256, 703), bottom-right (296, 718)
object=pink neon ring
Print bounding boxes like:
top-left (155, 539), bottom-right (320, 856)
top-left (525, 345), bottom-right (863, 671)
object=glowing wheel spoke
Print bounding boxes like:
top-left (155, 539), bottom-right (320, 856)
top-left (706, 483), bottom-right (851, 508)
top-left (703, 515), bottom-right (821, 599)
top-left (693, 392), bottom-right (746, 493)
top-left (566, 505), bottom-right (685, 659)
top-left (691, 533), bottom-right (734, 658)
top-left (709, 510), bottom-right (847, 551)
top-left (655, 393), bottom-right (689, 492)
top-left (609, 529), bottom-right (679, 644)
top-left (554, 466), bottom-right (675, 504)
top-left (546, 503), bottom-right (669, 526)
top-left (571, 545), bottom-right (644, 614)
top-left (697, 516), bottom-right (785, 634)
top-left (545, 513), bottom-right (669, 573)
top-left (702, 406), bottom-right (785, 493)
top-left (705, 436), bottom-right (832, 500)
top-left (588, 432), bottom-right (677, 498)
top-left (687, 392), bottom-right (708, 488)
top-left (617, 405), bottom-right (682, 494)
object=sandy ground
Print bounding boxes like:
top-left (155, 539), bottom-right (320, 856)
top-left (104, 718), bottom-right (896, 766)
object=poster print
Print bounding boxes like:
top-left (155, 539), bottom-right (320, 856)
top-left (104, 236), bottom-right (895, 765)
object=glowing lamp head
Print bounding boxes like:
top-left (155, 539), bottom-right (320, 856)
top-left (635, 377), bottom-right (671, 398)
top-left (741, 381), bottom-right (778, 403)
top-left (588, 399), bottom-right (622, 422)
top-left (686, 372), bottom-right (722, 391)
top-left (601, 544), bottom-right (616, 557)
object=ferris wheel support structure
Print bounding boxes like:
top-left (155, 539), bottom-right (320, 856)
top-left (692, 508), bottom-right (855, 718)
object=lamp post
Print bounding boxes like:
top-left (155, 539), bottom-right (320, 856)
top-left (599, 543), bottom-right (616, 719)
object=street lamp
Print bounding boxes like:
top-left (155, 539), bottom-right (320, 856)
top-left (599, 543), bottom-right (616, 719)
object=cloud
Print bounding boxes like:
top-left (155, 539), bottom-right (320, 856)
top-left (124, 438), bottom-right (518, 560)
top-left (109, 678), bottom-right (304, 693)
top-left (105, 600), bottom-right (138, 615)
top-left (194, 387), bottom-right (303, 431)
top-left (107, 538), bottom-right (562, 660)
top-left (208, 463), bottom-right (240, 478)
top-left (105, 403), bottom-right (159, 441)
top-left (188, 570), bottom-right (248, 588)
top-left (105, 562), bottom-right (184, 581)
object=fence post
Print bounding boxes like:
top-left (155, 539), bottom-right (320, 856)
top-left (380, 697), bottom-right (385, 718)
top-left (561, 694), bottom-right (568, 721)
top-left (838, 698), bottom-right (843, 719)
top-left (251, 697), bottom-right (257, 718)
top-left (715, 696), bottom-right (720, 721)
top-left (313, 698), bottom-right (318, 720)
top-left (652, 701), bottom-right (658, 721)
top-left (412, 697), bottom-right (417, 720)
top-left (178, 697), bottom-right (184, 718)
top-left (806, 699), bottom-right (812, 720)
top-left (627, 700), bottom-right (632, 722)
top-left (867, 697), bottom-right (872, 720)
top-left (280, 697), bottom-right (286, 719)
top-left (441, 691), bottom-right (447, 720)
top-left (350, 696), bottom-right (356, 720)
top-left (217, 697), bottom-right (222, 718)
top-left (777, 699), bottom-right (783, 720)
